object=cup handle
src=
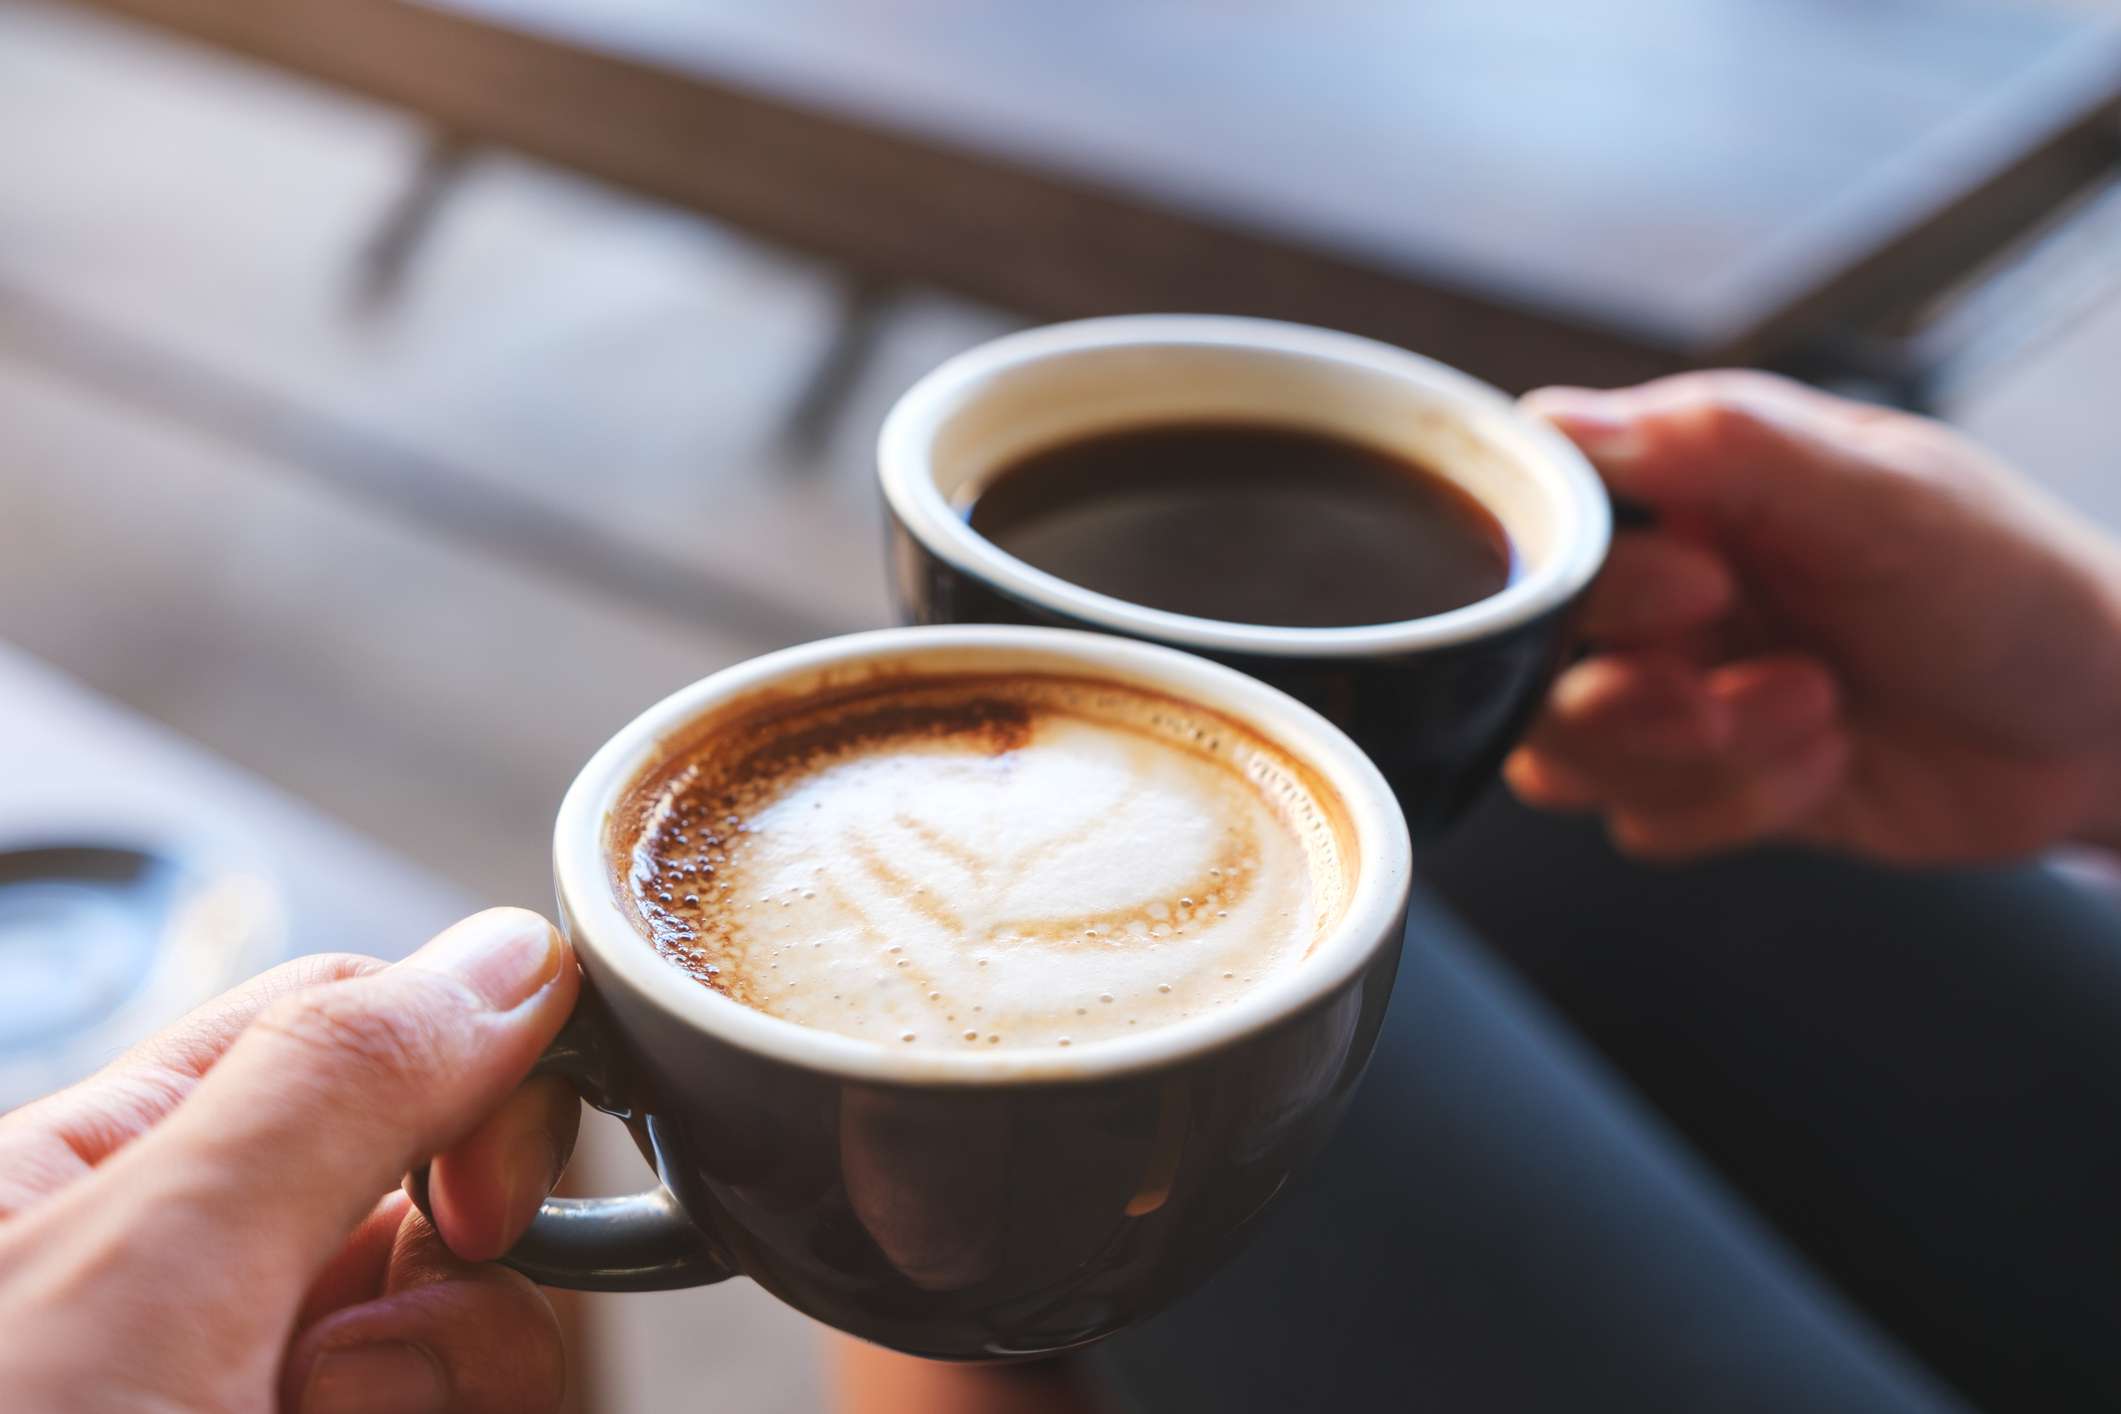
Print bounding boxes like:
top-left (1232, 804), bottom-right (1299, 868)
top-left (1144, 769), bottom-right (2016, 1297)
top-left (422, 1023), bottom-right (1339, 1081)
top-left (406, 1003), bottom-right (733, 1292)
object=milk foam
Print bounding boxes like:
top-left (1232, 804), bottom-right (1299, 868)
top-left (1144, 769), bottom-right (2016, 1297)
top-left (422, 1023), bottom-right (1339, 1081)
top-left (621, 675), bottom-right (1348, 1051)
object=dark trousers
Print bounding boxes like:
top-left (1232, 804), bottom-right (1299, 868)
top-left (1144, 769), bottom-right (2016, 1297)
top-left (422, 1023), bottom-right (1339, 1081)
top-left (1096, 792), bottom-right (2121, 1413)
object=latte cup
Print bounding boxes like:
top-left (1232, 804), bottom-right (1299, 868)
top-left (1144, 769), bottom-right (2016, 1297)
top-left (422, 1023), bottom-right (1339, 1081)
top-left (880, 315), bottom-right (1612, 835)
top-left (444, 625), bottom-right (1412, 1360)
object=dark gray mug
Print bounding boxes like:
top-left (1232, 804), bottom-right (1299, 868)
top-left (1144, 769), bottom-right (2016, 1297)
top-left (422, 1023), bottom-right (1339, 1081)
top-left (879, 316), bottom-right (1611, 835)
top-left (490, 626), bottom-right (1412, 1359)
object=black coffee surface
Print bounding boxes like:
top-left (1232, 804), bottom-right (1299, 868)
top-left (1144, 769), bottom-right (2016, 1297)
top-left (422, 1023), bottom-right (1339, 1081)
top-left (966, 422), bottom-right (1514, 628)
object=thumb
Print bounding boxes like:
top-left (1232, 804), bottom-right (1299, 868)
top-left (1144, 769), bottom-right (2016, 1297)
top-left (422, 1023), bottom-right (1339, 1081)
top-left (105, 908), bottom-right (577, 1304)
top-left (1523, 371), bottom-right (1869, 535)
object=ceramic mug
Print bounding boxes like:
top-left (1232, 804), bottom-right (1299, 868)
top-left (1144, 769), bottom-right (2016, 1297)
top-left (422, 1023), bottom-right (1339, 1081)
top-left (881, 316), bottom-right (1611, 835)
top-left (465, 625), bottom-right (1412, 1359)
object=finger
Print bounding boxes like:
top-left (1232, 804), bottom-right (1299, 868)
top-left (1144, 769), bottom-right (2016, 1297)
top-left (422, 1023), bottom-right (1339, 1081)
top-left (1519, 653), bottom-right (1840, 815)
top-left (120, 953), bottom-right (395, 1083)
top-left (1708, 654), bottom-right (1841, 756)
top-left (1581, 532), bottom-right (1737, 645)
top-left (1524, 372), bottom-right (1857, 530)
top-left (1506, 657), bottom-right (1726, 816)
top-left (89, 909), bottom-right (577, 1306)
top-left (1503, 745), bottom-right (1604, 812)
top-left (0, 953), bottom-right (387, 1218)
top-left (1512, 739), bottom-right (1716, 817)
top-left (427, 1075), bottom-right (580, 1263)
top-left (298, 1194), bottom-right (413, 1330)
top-left (281, 1203), bottom-right (565, 1414)
top-left (1608, 727), bottom-right (1853, 861)
top-left (1537, 654), bottom-right (1731, 761)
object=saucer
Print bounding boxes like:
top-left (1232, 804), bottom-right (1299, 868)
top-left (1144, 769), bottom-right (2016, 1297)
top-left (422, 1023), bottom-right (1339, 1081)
top-left (0, 841), bottom-right (281, 1110)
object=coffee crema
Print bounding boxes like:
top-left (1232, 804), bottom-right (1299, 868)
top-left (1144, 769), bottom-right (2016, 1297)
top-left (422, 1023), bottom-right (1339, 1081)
top-left (616, 672), bottom-right (1351, 1052)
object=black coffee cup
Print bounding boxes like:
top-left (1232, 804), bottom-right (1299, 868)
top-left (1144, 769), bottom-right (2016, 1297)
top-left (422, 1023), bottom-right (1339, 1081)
top-left (880, 316), bottom-right (1611, 835)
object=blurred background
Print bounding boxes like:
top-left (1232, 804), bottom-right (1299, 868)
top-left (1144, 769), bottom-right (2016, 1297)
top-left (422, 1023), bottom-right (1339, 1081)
top-left (2, 0), bottom-right (2118, 1408)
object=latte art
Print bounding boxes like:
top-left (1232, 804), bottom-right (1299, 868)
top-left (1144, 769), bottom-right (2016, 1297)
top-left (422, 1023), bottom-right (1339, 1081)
top-left (618, 674), bottom-right (1350, 1051)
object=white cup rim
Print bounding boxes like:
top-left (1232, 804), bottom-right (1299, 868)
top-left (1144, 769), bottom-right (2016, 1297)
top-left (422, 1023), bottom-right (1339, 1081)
top-left (880, 314), bottom-right (1610, 657)
top-left (554, 626), bottom-right (1412, 1086)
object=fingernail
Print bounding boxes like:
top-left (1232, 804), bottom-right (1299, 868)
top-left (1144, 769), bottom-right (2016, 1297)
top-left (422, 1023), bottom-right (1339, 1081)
top-left (414, 909), bottom-right (561, 1011)
top-left (1522, 389), bottom-right (1644, 461)
top-left (304, 1342), bottom-right (447, 1414)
